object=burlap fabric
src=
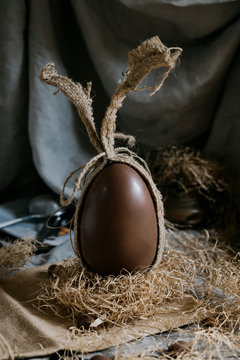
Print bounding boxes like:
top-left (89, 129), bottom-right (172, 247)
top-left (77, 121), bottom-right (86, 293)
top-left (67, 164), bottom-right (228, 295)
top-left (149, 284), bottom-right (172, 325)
top-left (0, 264), bottom-right (204, 360)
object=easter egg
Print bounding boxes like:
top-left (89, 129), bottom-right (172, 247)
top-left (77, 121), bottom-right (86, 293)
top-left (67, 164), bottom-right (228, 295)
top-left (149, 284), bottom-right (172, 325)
top-left (76, 163), bottom-right (158, 275)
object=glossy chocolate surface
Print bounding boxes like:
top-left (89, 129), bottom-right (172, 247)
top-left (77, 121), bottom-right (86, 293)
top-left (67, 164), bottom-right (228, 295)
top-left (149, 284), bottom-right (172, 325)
top-left (77, 163), bottom-right (158, 275)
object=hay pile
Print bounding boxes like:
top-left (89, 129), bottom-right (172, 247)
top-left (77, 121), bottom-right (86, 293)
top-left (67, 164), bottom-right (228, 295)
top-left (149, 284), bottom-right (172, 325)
top-left (147, 146), bottom-right (230, 198)
top-left (1, 230), bottom-right (240, 358)
top-left (146, 146), bottom-right (235, 230)
top-left (37, 249), bottom-right (199, 326)
top-left (0, 238), bottom-right (37, 278)
top-left (122, 326), bottom-right (240, 359)
top-left (35, 229), bottom-right (240, 359)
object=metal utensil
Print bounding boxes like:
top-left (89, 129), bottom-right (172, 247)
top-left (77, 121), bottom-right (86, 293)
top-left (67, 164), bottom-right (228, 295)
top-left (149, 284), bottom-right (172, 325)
top-left (36, 211), bottom-right (66, 241)
top-left (0, 194), bottom-right (64, 230)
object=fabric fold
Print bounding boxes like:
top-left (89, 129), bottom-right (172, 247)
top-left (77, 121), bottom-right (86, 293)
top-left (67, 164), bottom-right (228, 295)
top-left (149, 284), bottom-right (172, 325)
top-left (0, 265), bottom-right (205, 360)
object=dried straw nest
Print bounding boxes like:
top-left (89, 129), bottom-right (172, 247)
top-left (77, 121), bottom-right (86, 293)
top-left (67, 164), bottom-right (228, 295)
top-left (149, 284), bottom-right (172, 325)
top-left (36, 230), bottom-right (240, 341)
top-left (1, 231), bottom-right (240, 358)
top-left (36, 250), bottom-right (199, 326)
top-left (146, 146), bottom-right (234, 229)
top-left (33, 229), bottom-right (240, 358)
top-left (147, 146), bottom-right (230, 198)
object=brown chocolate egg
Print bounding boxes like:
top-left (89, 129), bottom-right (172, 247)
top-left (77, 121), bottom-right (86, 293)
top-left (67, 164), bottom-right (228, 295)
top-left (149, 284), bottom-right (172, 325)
top-left (76, 163), bottom-right (158, 275)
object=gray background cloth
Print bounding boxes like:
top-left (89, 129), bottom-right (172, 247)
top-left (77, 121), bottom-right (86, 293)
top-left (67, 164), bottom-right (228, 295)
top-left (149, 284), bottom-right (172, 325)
top-left (0, 0), bottom-right (240, 202)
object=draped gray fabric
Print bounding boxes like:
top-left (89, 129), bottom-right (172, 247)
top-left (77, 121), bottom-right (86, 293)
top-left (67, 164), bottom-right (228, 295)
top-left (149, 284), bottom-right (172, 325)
top-left (1, 0), bottom-right (240, 202)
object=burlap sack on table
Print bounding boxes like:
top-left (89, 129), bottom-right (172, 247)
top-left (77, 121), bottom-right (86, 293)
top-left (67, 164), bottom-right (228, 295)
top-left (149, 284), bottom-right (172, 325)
top-left (0, 264), bottom-right (205, 360)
